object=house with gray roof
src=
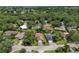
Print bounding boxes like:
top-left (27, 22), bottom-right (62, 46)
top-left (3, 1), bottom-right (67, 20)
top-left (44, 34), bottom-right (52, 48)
top-left (54, 22), bottom-right (66, 31)
top-left (15, 32), bottom-right (25, 40)
top-left (45, 34), bottom-right (56, 45)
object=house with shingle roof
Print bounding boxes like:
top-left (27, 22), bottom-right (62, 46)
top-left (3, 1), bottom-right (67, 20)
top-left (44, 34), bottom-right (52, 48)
top-left (42, 23), bottom-right (53, 33)
top-left (35, 33), bottom-right (44, 46)
top-left (54, 22), bottom-right (66, 31)
top-left (15, 32), bottom-right (25, 40)
top-left (4, 31), bottom-right (17, 36)
top-left (54, 22), bottom-right (69, 39)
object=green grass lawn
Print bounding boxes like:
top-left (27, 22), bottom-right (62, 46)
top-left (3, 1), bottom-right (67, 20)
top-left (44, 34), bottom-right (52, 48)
top-left (44, 50), bottom-right (56, 53)
top-left (56, 39), bottom-right (67, 45)
top-left (13, 39), bottom-right (20, 45)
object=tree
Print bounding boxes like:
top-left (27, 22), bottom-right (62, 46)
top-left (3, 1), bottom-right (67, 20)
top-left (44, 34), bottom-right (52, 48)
top-left (63, 44), bottom-right (71, 52)
top-left (22, 30), bottom-right (35, 46)
top-left (71, 31), bottom-right (79, 42)
top-left (0, 39), bottom-right (13, 53)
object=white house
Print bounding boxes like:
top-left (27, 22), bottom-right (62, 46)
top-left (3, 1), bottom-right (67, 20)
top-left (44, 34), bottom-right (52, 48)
top-left (20, 22), bottom-right (28, 30)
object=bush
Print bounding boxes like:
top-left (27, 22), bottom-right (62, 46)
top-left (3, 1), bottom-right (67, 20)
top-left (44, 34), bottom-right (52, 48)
top-left (32, 50), bottom-right (38, 53)
top-left (22, 30), bottom-right (35, 46)
top-left (70, 31), bottom-right (79, 42)
top-left (56, 39), bottom-right (67, 45)
top-left (19, 48), bottom-right (26, 53)
top-left (55, 47), bottom-right (64, 53)
top-left (72, 47), bottom-right (79, 52)
top-left (55, 45), bottom-right (71, 53)
top-left (63, 44), bottom-right (71, 53)
top-left (0, 40), bottom-right (13, 53)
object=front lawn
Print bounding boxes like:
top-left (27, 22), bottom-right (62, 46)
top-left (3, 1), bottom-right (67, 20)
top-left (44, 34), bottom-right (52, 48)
top-left (56, 39), bottom-right (67, 45)
top-left (44, 50), bottom-right (56, 53)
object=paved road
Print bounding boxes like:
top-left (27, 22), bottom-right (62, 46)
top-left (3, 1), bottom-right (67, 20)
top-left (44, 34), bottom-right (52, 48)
top-left (11, 43), bottom-right (60, 53)
top-left (11, 43), bottom-right (79, 53)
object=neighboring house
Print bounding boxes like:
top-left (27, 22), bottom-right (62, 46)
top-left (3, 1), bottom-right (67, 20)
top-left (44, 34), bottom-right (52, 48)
top-left (54, 22), bottom-right (66, 31)
top-left (15, 32), bottom-right (25, 40)
top-left (4, 31), bottom-right (17, 36)
top-left (35, 33), bottom-right (44, 41)
top-left (42, 24), bottom-right (53, 32)
top-left (45, 34), bottom-right (55, 45)
top-left (35, 33), bottom-right (44, 46)
top-left (60, 31), bottom-right (69, 39)
top-left (55, 22), bottom-right (69, 39)
top-left (20, 22), bottom-right (28, 30)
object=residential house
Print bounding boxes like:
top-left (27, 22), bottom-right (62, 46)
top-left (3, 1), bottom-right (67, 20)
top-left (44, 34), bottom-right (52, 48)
top-left (20, 22), bottom-right (28, 30)
top-left (15, 32), bottom-right (25, 40)
top-left (45, 34), bottom-right (55, 45)
top-left (60, 31), bottom-right (69, 39)
top-left (55, 22), bottom-right (69, 39)
top-left (35, 33), bottom-right (44, 46)
top-left (54, 22), bottom-right (66, 31)
top-left (4, 31), bottom-right (17, 36)
top-left (42, 24), bottom-right (53, 33)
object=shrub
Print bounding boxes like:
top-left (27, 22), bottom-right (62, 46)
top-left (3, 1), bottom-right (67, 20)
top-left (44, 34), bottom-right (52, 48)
top-left (19, 48), bottom-right (26, 53)
top-left (56, 39), bottom-right (67, 45)
top-left (32, 50), bottom-right (38, 53)
top-left (55, 45), bottom-right (71, 53)
top-left (55, 47), bottom-right (64, 53)
top-left (70, 31), bottom-right (79, 42)
top-left (63, 44), bottom-right (71, 53)
top-left (72, 47), bottom-right (79, 52)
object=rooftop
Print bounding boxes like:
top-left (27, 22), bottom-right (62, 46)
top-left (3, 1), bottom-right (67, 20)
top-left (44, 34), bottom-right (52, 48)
top-left (45, 34), bottom-right (55, 40)
top-left (15, 32), bottom-right (25, 40)
top-left (5, 31), bottom-right (17, 36)
top-left (20, 22), bottom-right (28, 29)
